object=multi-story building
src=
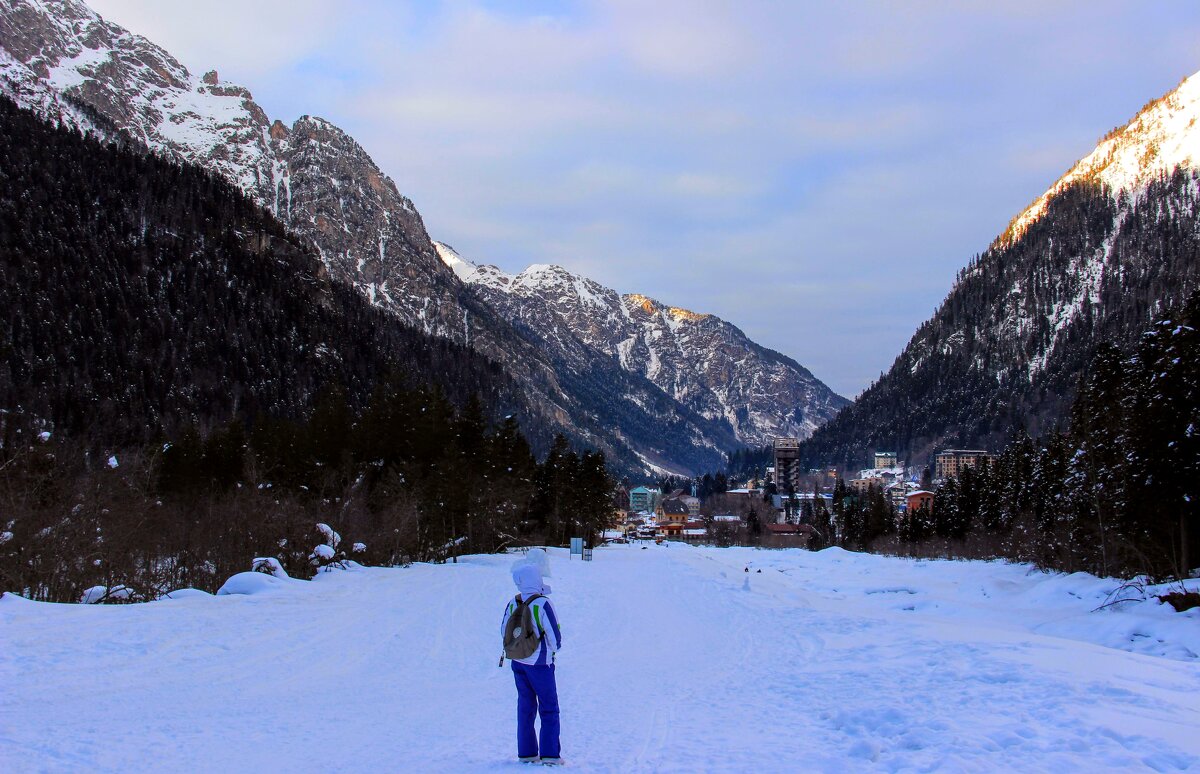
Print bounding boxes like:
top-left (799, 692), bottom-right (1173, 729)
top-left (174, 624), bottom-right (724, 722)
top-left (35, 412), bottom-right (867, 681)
top-left (848, 478), bottom-right (875, 494)
top-left (659, 498), bottom-right (690, 531)
top-left (629, 486), bottom-right (661, 513)
top-left (773, 437), bottom-right (802, 492)
top-left (907, 490), bottom-right (934, 512)
top-left (886, 481), bottom-right (913, 510)
top-left (934, 449), bottom-right (996, 480)
top-left (874, 452), bottom-right (898, 469)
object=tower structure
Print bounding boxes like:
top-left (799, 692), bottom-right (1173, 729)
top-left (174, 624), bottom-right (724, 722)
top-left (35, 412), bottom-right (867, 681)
top-left (773, 437), bottom-right (802, 493)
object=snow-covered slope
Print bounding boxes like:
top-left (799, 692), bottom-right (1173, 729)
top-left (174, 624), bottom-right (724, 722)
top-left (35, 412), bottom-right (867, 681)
top-left (3, 545), bottom-right (1199, 771)
top-left (436, 243), bottom-right (848, 446)
top-left (1006, 71), bottom-right (1200, 243)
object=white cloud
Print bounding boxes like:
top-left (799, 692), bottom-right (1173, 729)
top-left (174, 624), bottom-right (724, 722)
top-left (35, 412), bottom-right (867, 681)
top-left (87, 0), bottom-right (344, 79)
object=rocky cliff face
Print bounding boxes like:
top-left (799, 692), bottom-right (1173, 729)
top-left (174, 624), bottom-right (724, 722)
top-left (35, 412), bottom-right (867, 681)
top-left (0, 0), bottom-right (846, 474)
top-left (438, 244), bottom-right (848, 448)
top-left (0, 0), bottom-right (463, 338)
top-left (800, 70), bottom-right (1200, 468)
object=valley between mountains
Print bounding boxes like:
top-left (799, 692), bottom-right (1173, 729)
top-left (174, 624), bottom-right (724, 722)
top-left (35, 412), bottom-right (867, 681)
top-left (0, 0), bottom-right (844, 475)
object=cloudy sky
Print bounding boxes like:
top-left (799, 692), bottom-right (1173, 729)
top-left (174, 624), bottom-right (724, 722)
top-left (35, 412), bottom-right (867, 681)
top-left (89, 0), bottom-right (1200, 397)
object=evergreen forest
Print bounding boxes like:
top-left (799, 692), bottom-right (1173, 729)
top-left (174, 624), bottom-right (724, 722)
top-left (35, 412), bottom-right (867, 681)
top-left (0, 96), bottom-right (616, 602)
top-left (0, 94), bottom-right (520, 446)
top-left (791, 296), bottom-right (1200, 579)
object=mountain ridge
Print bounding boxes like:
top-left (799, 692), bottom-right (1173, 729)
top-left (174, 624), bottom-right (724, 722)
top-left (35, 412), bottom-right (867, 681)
top-left (0, 92), bottom-right (523, 447)
top-left (436, 243), bottom-right (849, 447)
top-left (1003, 71), bottom-right (1200, 245)
top-left (801, 69), bottom-right (1200, 469)
top-left (0, 0), bottom-right (849, 474)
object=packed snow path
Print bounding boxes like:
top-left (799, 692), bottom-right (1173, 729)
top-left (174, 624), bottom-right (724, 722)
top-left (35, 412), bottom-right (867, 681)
top-left (3, 545), bottom-right (1199, 772)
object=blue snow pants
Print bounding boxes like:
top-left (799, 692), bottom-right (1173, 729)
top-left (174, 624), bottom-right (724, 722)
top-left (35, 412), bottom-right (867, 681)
top-left (511, 662), bottom-right (560, 759)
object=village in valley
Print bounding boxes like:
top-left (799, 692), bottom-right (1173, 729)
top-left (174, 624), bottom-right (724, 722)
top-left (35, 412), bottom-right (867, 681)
top-left (611, 441), bottom-right (996, 548)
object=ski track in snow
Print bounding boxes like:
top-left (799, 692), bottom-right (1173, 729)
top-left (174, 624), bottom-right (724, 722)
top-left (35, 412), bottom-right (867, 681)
top-left (2, 545), bottom-right (1199, 772)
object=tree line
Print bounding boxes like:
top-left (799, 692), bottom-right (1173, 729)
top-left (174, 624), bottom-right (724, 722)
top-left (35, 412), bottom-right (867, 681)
top-left (0, 382), bottom-right (615, 603)
top-left (690, 296), bottom-right (1199, 580)
top-left (798, 296), bottom-right (1198, 579)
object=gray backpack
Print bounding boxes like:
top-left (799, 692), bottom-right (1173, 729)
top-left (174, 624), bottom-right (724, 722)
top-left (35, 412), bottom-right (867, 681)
top-left (503, 593), bottom-right (544, 660)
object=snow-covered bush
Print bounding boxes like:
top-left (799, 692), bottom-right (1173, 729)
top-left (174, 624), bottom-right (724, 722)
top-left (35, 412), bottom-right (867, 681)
top-left (218, 556), bottom-right (303, 595)
top-left (252, 556), bottom-right (290, 579)
top-left (316, 523), bottom-right (341, 550)
top-left (309, 522), bottom-right (350, 572)
top-left (217, 571), bottom-right (289, 596)
top-left (79, 585), bottom-right (134, 604)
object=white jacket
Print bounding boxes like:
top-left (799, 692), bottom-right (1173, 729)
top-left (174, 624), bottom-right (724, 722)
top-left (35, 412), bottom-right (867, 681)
top-left (501, 562), bottom-right (562, 666)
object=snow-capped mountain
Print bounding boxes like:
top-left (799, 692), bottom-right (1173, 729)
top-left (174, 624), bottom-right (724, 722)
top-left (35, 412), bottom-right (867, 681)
top-left (0, 0), bottom-right (846, 473)
top-left (437, 244), bottom-right (848, 447)
top-left (803, 70), bottom-right (1200, 467)
top-left (0, 0), bottom-right (461, 338)
top-left (1005, 72), bottom-right (1200, 243)
top-left (0, 0), bottom-right (609, 460)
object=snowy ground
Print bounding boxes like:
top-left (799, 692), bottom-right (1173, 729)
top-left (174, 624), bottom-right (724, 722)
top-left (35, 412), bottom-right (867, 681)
top-left (3, 544), bottom-right (1199, 772)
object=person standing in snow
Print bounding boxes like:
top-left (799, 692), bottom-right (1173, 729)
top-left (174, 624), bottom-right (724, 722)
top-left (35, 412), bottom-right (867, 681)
top-left (500, 555), bottom-right (563, 765)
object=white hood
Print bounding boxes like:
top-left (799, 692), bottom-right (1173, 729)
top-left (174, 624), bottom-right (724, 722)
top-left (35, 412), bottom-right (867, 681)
top-left (512, 562), bottom-right (550, 600)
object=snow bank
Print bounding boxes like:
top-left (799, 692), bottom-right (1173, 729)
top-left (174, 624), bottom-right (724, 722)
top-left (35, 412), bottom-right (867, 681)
top-left (159, 588), bottom-right (212, 600)
top-left (216, 571), bottom-right (291, 596)
top-left (736, 547), bottom-right (1200, 661)
top-left (310, 559), bottom-right (367, 581)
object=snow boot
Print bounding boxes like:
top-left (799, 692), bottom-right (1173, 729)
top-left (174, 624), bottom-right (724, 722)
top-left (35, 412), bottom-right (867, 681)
top-left (540, 758), bottom-right (565, 766)
top-left (518, 756), bottom-right (540, 764)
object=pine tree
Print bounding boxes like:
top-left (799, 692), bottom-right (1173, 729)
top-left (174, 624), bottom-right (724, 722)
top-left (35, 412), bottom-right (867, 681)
top-left (1068, 343), bottom-right (1128, 576)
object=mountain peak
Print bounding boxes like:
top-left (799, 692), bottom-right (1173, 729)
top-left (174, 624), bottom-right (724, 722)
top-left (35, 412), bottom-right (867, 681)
top-left (626, 293), bottom-right (658, 315)
top-left (1004, 69), bottom-right (1200, 244)
top-left (433, 241), bottom-right (478, 281)
top-left (666, 306), bottom-right (707, 324)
